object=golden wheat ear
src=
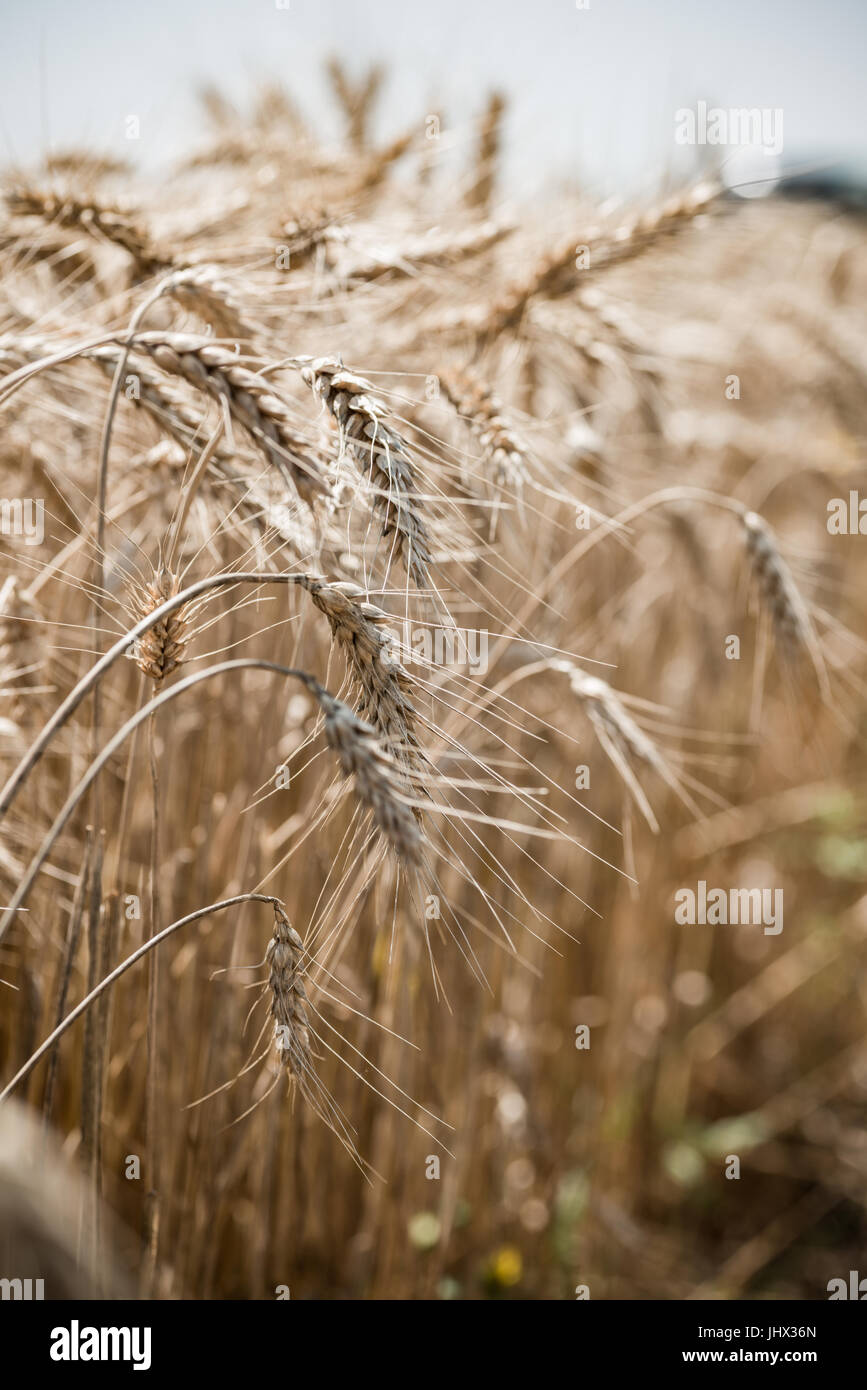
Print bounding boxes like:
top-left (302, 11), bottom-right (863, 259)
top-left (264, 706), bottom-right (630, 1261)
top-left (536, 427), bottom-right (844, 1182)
top-left (319, 690), bottom-right (423, 867)
top-left (127, 332), bottom-right (330, 507)
top-left (555, 661), bottom-right (702, 832)
top-left (297, 355), bottom-right (433, 588)
top-left (4, 186), bottom-right (164, 273)
top-left (466, 91), bottom-right (506, 213)
top-left (439, 367), bottom-right (529, 536)
top-left (128, 566), bottom-right (190, 685)
top-left (267, 903), bottom-right (314, 1082)
top-left (741, 509), bottom-right (831, 700)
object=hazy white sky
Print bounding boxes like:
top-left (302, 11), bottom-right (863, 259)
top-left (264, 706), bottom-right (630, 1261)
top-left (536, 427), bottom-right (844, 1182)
top-left (0, 0), bottom-right (864, 193)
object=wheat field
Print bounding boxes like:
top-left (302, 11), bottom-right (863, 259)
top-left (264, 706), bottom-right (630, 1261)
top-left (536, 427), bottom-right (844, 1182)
top-left (1, 68), bottom-right (866, 1302)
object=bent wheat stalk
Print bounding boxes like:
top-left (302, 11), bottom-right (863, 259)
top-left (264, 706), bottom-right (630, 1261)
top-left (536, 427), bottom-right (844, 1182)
top-left (0, 658), bottom-right (421, 942)
top-left (0, 569), bottom-right (428, 822)
top-left (0, 895), bottom-right (283, 1101)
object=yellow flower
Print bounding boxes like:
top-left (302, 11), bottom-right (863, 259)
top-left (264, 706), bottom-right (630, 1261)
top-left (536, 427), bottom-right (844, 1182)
top-left (490, 1245), bottom-right (522, 1287)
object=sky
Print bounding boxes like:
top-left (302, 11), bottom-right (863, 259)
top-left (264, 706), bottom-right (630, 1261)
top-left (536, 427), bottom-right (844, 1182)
top-left (0, 0), bottom-right (864, 195)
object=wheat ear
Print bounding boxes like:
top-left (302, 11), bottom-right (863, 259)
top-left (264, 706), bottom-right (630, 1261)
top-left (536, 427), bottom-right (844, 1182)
top-left (121, 332), bottom-right (328, 506)
top-left (298, 355), bottom-right (432, 586)
top-left (741, 509), bottom-right (830, 696)
top-left (467, 91), bottom-right (506, 212)
top-left (129, 567), bottom-right (190, 685)
top-left (319, 689), bottom-right (423, 866)
top-left (5, 187), bottom-right (164, 272)
top-left (5, 189), bottom-right (251, 338)
top-left (341, 220), bottom-right (511, 286)
top-left (326, 57), bottom-right (384, 150)
top-left (440, 367), bottom-right (528, 534)
top-left (477, 181), bottom-right (719, 336)
top-left (556, 662), bottom-right (690, 832)
top-left (267, 903), bottom-right (314, 1083)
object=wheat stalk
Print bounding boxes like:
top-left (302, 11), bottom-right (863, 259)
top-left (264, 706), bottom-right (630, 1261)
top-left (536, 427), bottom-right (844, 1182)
top-left (0, 658), bottom-right (427, 944)
top-left (4, 190), bottom-right (251, 338)
top-left (295, 574), bottom-right (422, 761)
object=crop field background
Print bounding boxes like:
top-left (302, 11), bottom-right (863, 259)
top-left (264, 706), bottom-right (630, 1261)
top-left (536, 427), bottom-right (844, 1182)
top-left (1, 1), bottom-right (866, 1302)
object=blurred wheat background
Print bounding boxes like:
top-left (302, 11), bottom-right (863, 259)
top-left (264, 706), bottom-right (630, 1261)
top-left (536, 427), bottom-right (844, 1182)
top-left (1, 1), bottom-right (867, 1302)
